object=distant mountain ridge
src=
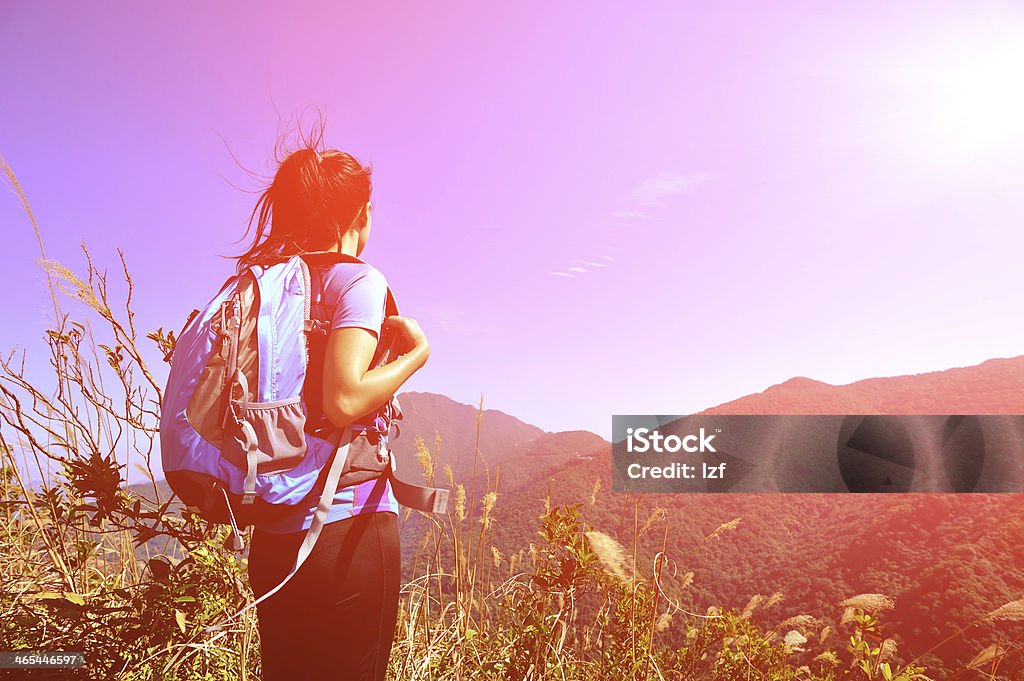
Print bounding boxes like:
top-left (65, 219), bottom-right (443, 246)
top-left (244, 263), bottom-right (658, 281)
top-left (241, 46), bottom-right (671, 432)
top-left (390, 392), bottom-right (609, 493)
top-left (391, 391), bottom-right (545, 468)
top-left (395, 355), bottom-right (1024, 495)
top-left (701, 355), bottom-right (1024, 415)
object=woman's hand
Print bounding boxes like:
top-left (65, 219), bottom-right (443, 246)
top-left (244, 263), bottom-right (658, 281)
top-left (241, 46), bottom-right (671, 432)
top-left (381, 315), bottom-right (430, 366)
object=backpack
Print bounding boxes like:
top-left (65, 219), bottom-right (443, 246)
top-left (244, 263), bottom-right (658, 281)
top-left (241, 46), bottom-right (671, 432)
top-left (159, 252), bottom-right (448, 620)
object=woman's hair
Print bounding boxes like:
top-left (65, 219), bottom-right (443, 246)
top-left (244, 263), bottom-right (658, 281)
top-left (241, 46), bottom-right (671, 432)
top-left (234, 131), bottom-right (372, 273)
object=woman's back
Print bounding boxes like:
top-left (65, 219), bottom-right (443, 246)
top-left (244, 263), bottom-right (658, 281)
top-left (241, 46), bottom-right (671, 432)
top-left (234, 132), bottom-right (431, 681)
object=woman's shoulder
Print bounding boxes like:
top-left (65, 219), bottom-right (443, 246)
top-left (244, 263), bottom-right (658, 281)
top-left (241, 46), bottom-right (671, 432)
top-left (335, 260), bottom-right (387, 288)
top-left (317, 259), bottom-right (388, 302)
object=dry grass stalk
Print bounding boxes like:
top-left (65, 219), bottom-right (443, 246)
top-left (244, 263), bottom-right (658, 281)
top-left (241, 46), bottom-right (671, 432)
top-left (585, 530), bottom-right (629, 581)
top-left (454, 484), bottom-right (466, 523)
top-left (782, 630), bottom-right (807, 653)
top-left (983, 598), bottom-right (1024, 622)
top-left (779, 614), bottom-right (817, 631)
top-left (705, 517), bottom-right (742, 543)
top-left (740, 594), bottom-right (763, 620)
top-left (638, 507), bottom-right (667, 537)
top-left (878, 637), bottom-right (897, 662)
top-left (814, 650), bottom-right (840, 665)
top-left (838, 593), bottom-right (895, 613)
top-left (965, 642), bottom-right (1006, 669)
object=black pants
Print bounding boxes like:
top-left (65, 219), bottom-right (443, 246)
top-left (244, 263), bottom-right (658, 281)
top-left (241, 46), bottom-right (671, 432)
top-left (248, 511), bottom-right (401, 681)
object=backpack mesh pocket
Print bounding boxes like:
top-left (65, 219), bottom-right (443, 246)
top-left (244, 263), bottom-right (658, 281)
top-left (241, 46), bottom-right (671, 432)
top-left (221, 397), bottom-right (308, 474)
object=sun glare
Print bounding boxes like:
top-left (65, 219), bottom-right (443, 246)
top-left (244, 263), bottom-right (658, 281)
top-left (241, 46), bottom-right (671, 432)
top-left (911, 38), bottom-right (1024, 157)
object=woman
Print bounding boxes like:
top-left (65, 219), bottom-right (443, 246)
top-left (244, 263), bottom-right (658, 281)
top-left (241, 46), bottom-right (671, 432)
top-left (233, 138), bottom-right (429, 680)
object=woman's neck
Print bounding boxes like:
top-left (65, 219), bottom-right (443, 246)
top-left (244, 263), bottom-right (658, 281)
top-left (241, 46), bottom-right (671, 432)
top-left (328, 230), bottom-right (361, 257)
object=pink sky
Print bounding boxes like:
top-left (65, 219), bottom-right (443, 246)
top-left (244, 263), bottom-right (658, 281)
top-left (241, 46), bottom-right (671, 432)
top-left (2, 2), bottom-right (1023, 439)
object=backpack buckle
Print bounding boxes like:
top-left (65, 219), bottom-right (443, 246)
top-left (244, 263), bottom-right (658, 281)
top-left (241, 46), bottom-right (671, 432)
top-left (303, 319), bottom-right (330, 335)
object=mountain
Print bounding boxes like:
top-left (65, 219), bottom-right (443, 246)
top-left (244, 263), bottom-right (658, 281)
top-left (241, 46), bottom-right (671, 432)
top-left (390, 391), bottom-right (545, 474)
top-left (390, 393), bottom-right (608, 495)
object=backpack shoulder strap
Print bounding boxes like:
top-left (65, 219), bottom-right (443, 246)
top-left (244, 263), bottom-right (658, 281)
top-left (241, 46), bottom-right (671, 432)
top-left (296, 252), bottom-right (400, 334)
top-left (295, 256), bottom-right (315, 333)
top-left (384, 285), bottom-right (398, 317)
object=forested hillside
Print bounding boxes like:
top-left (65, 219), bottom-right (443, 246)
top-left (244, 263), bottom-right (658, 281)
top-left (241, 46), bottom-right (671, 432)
top-left (393, 358), bottom-right (1024, 675)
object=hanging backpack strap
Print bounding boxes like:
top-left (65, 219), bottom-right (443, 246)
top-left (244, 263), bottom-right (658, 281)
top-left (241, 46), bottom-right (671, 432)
top-left (388, 462), bottom-right (449, 514)
top-left (234, 370), bottom-right (259, 506)
top-left (216, 269), bottom-right (261, 506)
top-left (208, 423), bottom-right (354, 630)
top-left (298, 255), bottom-right (314, 321)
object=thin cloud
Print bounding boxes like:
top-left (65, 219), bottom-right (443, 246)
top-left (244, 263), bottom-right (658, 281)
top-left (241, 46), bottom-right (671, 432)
top-left (631, 171), bottom-right (711, 206)
top-left (612, 207), bottom-right (654, 222)
top-left (610, 171), bottom-right (710, 230)
top-left (548, 255), bottom-right (614, 279)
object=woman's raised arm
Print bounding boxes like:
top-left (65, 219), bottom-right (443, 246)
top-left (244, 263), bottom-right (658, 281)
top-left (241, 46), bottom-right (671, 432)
top-left (322, 316), bottom-right (430, 427)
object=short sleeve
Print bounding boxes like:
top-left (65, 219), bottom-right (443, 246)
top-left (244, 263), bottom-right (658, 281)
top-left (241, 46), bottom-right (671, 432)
top-left (329, 266), bottom-right (388, 338)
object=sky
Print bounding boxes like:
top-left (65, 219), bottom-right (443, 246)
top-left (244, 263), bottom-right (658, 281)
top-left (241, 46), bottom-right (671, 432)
top-left (2, 1), bottom-right (1024, 441)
